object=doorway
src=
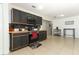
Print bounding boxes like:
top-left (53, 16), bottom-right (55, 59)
top-left (41, 20), bottom-right (53, 36)
top-left (46, 21), bottom-right (53, 36)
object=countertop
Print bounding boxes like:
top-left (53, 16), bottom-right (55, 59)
top-left (9, 30), bottom-right (47, 34)
top-left (39, 30), bottom-right (47, 31)
top-left (9, 31), bottom-right (30, 34)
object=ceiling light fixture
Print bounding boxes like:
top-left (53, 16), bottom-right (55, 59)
top-left (60, 14), bottom-right (64, 16)
top-left (37, 5), bottom-right (43, 10)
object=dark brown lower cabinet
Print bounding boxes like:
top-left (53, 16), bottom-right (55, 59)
top-left (12, 37), bottom-right (21, 50)
top-left (9, 31), bottom-right (47, 51)
top-left (10, 32), bottom-right (29, 51)
top-left (21, 35), bottom-right (29, 47)
top-left (38, 31), bottom-right (47, 41)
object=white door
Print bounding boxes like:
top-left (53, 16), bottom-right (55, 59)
top-left (48, 22), bottom-right (53, 36)
top-left (46, 21), bottom-right (52, 36)
top-left (0, 4), bottom-right (3, 54)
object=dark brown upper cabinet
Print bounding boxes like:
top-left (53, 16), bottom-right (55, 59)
top-left (34, 15), bottom-right (42, 25)
top-left (11, 8), bottom-right (21, 23)
top-left (37, 16), bottom-right (42, 25)
top-left (27, 14), bottom-right (35, 25)
top-left (11, 8), bottom-right (42, 25)
top-left (20, 11), bottom-right (28, 23)
top-left (11, 8), bottom-right (28, 24)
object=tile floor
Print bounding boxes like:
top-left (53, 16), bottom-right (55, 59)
top-left (9, 36), bottom-right (79, 55)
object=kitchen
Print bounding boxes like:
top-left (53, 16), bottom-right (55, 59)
top-left (9, 8), bottom-right (47, 51)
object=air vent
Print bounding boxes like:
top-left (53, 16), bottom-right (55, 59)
top-left (32, 5), bottom-right (36, 8)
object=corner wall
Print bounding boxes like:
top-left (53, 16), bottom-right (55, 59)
top-left (0, 3), bottom-right (3, 54)
top-left (2, 3), bottom-right (9, 54)
top-left (0, 4), bottom-right (9, 54)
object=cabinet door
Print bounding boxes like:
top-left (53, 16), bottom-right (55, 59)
top-left (13, 36), bottom-right (21, 50)
top-left (42, 31), bottom-right (47, 40)
top-left (21, 33), bottom-right (29, 46)
top-left (20, 12), bottom-right (27, 23)
top-left (10, 33), bottom-right (29, 51)
top-left (38, 17), bottom-right (42, 25)
top-left (38, 31), bottom-right (47, 41)
top-left (34, 16), bottom-right (42, 25)
top-left (33, 15), bottom-right (37, 25)
top-left (21, 35), bottom-right (28, 47)
top-left (38, 31), bottom-right (43, 41)
top-left (27, 14), bottom-right (35, 24)
top-left (12, 9), bottom-right (21, 23)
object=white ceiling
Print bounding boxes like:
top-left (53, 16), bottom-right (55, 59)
top-left (11, 3), bottom-right (79, 20)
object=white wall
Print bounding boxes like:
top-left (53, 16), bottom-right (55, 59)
top-left (52, 16), bottom-right (79, 38)
top-left (2, 4), bottom-right (9, 54)
top-left (0, 4), bottom-right (9, 54)
top-left (0, 4), bottom-right (3, 54)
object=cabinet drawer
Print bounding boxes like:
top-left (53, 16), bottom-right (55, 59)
top-left (13, 33), bottom-right (28, 36)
